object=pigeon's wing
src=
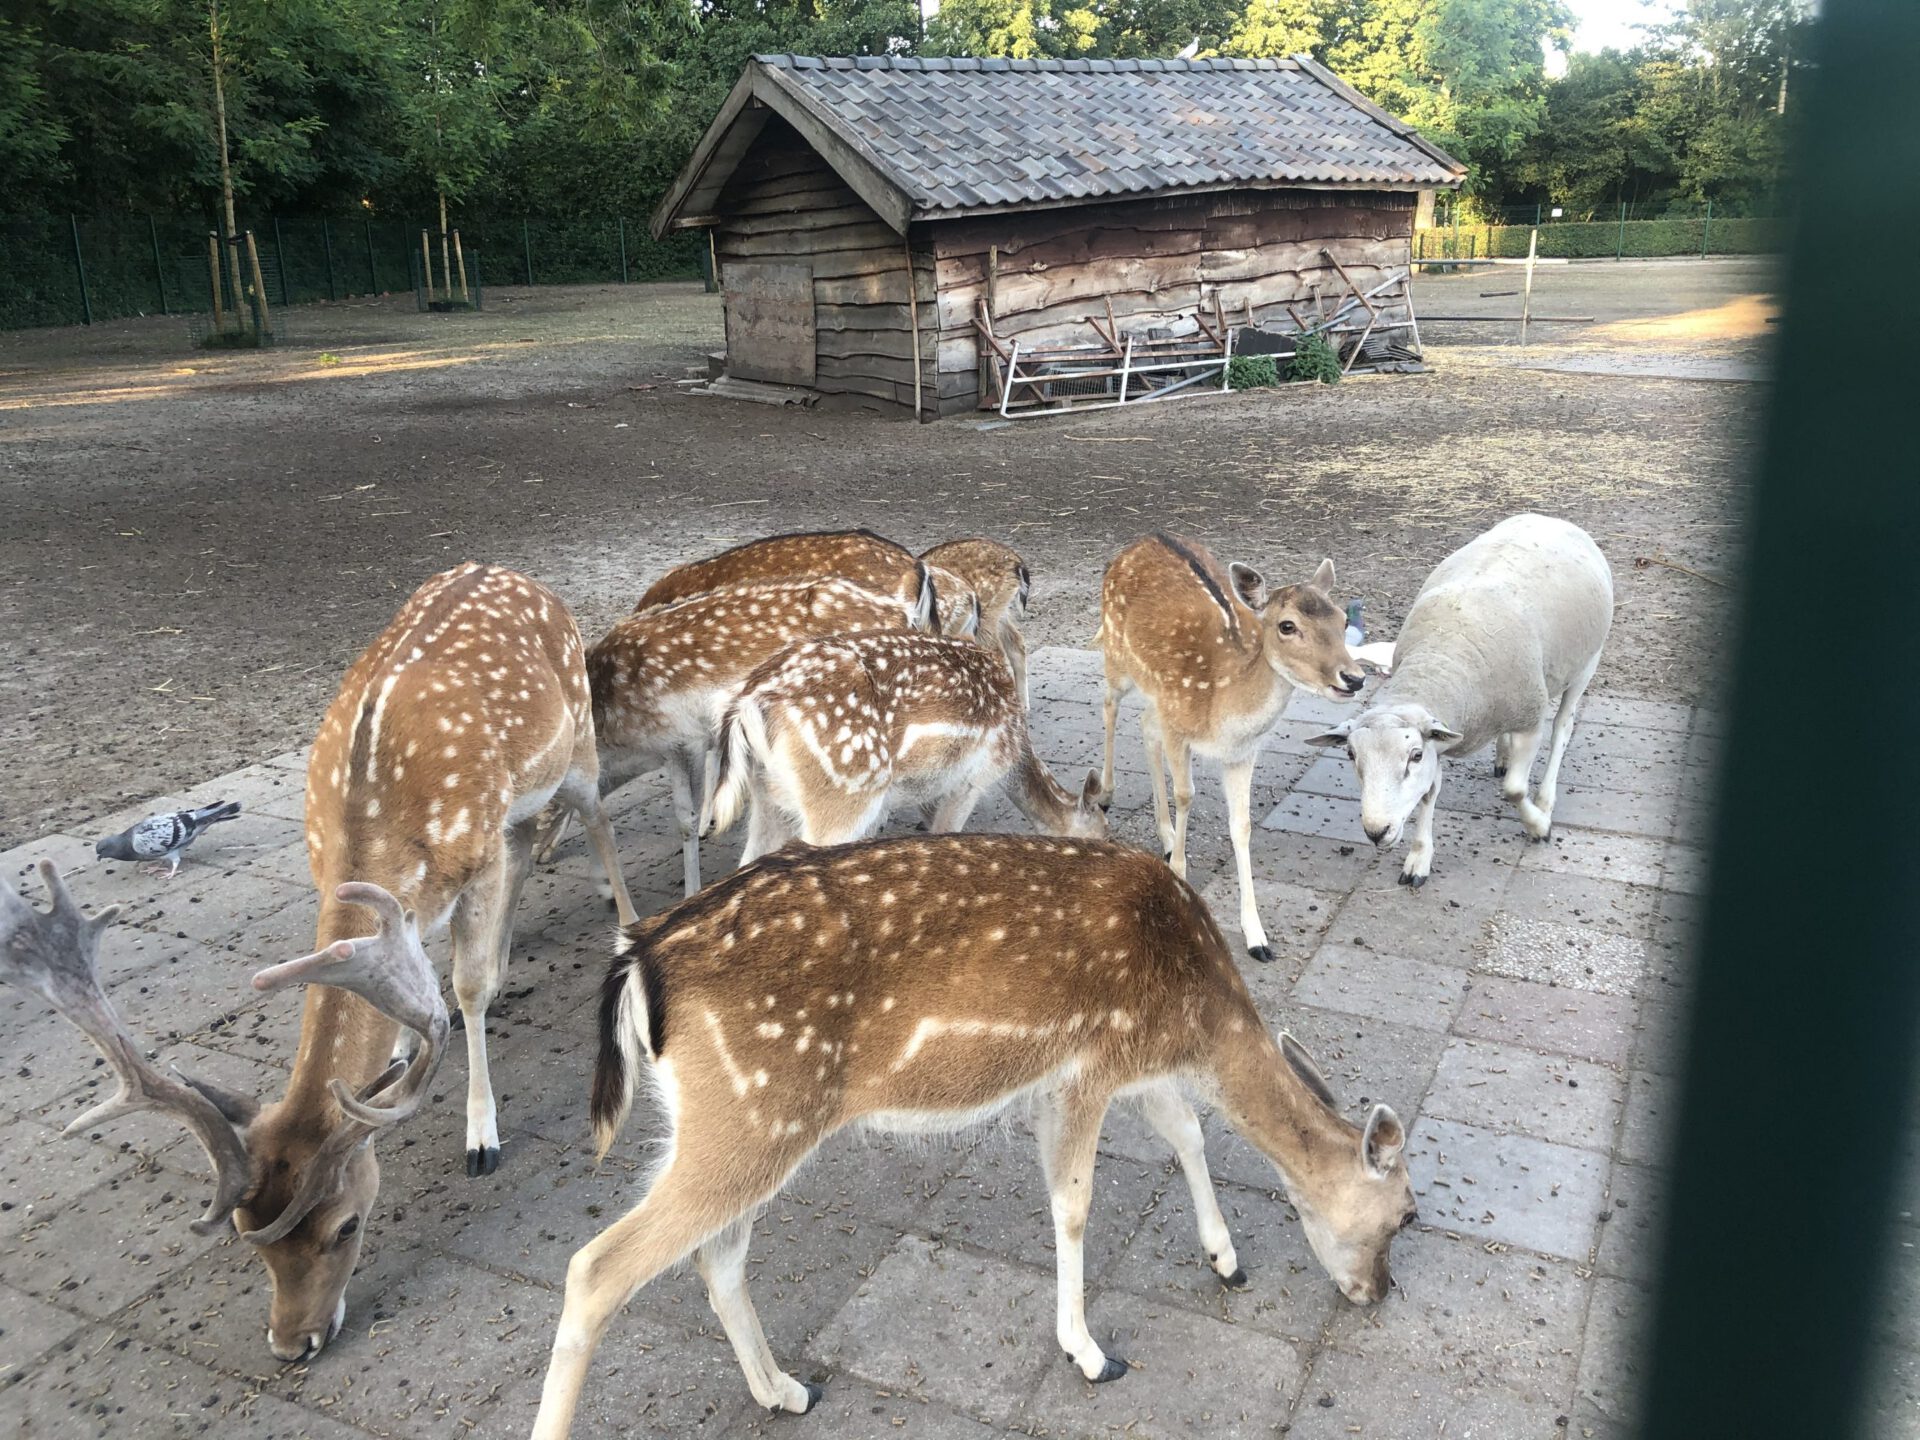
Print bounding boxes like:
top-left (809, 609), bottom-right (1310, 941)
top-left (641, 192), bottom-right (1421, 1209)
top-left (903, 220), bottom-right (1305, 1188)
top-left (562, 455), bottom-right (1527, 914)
top-left (129, 814), bottom-right (188, 858)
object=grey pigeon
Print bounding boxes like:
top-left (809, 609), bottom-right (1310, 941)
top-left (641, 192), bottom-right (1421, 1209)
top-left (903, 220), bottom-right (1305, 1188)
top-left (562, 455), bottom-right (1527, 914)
top-left (95, 800), bottom-right (242, 876)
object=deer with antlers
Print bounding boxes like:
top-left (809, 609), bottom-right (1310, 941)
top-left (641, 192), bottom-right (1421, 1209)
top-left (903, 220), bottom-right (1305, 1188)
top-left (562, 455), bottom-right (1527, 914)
top-left (585, 576), bottom-right (931, 896)
top-left (922, 538), bottom-right (1031, 706)
top-left (1, 562), bottom-right (639, 1362)
top-left (528, 834), bottom-right (1414, 1434)
top-left (637, 527), bottom-right (931, 616)
top-left (702, 631), bottom-right (1106, 864)
top-left (1098, 534), bottom-right (1365, 963)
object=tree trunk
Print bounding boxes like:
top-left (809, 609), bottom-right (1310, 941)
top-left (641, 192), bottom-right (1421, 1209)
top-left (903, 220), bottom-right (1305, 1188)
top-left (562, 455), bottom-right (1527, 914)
top-left (209, 0), bottom-right (245, 327)
top-left (439, 191), bottom-right (452, 302)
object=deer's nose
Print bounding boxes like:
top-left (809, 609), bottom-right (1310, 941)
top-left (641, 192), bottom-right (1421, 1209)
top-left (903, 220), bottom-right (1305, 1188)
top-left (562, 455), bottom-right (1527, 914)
top-left (1340, 671), bottom-right (1365, 694)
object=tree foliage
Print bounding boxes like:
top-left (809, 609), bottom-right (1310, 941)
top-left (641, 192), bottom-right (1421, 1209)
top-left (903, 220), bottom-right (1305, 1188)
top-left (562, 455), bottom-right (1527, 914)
top-left (4, 0), bottom-right (1801, 223)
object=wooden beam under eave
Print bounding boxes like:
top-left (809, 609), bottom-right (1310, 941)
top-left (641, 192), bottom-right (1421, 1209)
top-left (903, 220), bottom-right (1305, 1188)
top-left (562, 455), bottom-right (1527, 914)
top-left (750, 67), bottom-right (916, 235)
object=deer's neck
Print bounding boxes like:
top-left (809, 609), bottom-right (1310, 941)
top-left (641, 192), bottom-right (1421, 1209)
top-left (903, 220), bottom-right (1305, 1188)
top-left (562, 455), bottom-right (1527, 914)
top-left (1004, 733), bottom-right (1080, 833)
top-left (1212, 1027), bottom-right (1357, 1193)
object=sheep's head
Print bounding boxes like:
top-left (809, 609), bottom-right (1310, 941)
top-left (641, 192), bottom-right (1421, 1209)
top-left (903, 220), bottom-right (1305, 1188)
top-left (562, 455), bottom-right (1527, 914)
top-left (1229, 558), bottom-right (1365, 702)
top-left (1309, 705), bottom-right (1460, 847)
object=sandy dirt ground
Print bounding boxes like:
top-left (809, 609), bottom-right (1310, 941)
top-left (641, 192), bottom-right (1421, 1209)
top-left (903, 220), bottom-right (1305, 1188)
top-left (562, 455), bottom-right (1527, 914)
top-left (0, 257), bottom-right (1772, 848)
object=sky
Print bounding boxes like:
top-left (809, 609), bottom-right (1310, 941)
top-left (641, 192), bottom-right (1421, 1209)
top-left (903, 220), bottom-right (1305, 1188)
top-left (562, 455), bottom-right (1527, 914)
top-left (1564, 0), bottom-right (1677, 53)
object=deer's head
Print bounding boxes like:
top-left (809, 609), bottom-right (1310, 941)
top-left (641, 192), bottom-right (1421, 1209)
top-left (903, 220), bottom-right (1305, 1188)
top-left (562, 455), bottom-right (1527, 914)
top-left (1229, 558), bottom-right (1366, 702)
top-left (0, 866), bottom-right (446, 1362)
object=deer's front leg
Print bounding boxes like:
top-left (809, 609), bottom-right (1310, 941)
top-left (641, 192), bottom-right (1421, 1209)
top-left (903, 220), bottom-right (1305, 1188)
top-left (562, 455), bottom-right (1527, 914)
top-left (1034, 1087), bottom-right (1126, 1383)
top-left (1221, 755), bottom-right (1270, 962)
top-left (450, 851), bottom-right (513, 1176)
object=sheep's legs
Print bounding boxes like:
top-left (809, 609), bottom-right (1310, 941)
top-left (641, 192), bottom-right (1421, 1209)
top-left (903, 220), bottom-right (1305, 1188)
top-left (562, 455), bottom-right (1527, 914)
top-left (1401, 772), bottom-right (1443, 885)
top-left (1535, 657), bottom-right (1601, 823)
top-left (1493, 733), bottom-right (1513, 779)
top-left (1500, 724), bottom-right (1550, 839)
top-left (1222, 756), bottom-right (1270, 961)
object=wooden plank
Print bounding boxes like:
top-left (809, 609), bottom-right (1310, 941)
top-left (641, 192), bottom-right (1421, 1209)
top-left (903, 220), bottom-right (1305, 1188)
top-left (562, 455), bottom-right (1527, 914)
top-left (815, 302), bottom-right (918, 332)
top-left (720, 220), bottom-right (906, 260)
top-left (815, 328), bottom-right (917, 361)
top-left (725, 260), bottom-right (815, 387)
top-left (721, 204), bottom-right (880, 238)
top-left (816, 351), bottom-right (927, 386)
top-left (752, 67), bottom-right (911, 233)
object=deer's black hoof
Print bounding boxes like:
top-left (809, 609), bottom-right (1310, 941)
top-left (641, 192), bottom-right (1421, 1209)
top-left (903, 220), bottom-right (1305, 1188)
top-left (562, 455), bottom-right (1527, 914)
top-left (1247, 944), bottom-right (1275, 964)
top-left (1093, 1356), bottom-right (1130, 1383)
top-left (1398, 870), bottom-right (1427, 889)
top-left (466, 1144), bottom-right (501, 1177)
top-left (773, 1381), bottom-right (824, 1415)
top-left (1221, 1264), bottom-right (1252, 1291)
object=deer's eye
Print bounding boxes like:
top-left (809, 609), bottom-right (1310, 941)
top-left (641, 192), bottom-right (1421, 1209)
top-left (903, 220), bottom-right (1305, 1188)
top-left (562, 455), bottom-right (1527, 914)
top-left (1278, 619), bottom-right (1298, 636)
top-left (333, 1216), bottom-right (360, 1247)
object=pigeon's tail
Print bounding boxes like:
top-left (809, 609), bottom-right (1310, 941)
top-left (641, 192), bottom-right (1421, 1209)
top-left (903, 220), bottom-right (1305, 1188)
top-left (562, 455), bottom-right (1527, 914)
top-left (187, 800), bottom-right (242, 827)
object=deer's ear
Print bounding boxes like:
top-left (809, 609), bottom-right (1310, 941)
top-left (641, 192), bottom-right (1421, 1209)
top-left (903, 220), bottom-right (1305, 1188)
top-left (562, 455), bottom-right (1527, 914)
top-left (1310, 558), bottom-right (1336, 591)
top-left (179, 1071), bottom-right (261, 1127)
top-left (1363, 1104), bottom-right (1406, 1177)
top-left (1229, 563), bottom-right (1268, 609)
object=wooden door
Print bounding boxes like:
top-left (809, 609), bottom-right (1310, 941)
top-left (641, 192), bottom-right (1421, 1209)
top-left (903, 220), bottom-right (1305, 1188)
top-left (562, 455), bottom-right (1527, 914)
top-left (724, 261), bottom-right (815, 386)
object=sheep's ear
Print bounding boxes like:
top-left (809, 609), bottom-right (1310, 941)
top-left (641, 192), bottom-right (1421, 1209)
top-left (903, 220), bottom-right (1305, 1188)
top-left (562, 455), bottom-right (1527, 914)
top-left (1306, 722), bottom-right (1352, 749)
top-left (1424, 719), bottom-right (1463, 743)
top-left (1363, 1104), bottom-right (1406, 1177)
top-left (1229, 563), bottom-right (1268, 609)
top-left (1310, 557), bottom-right (1336, 591)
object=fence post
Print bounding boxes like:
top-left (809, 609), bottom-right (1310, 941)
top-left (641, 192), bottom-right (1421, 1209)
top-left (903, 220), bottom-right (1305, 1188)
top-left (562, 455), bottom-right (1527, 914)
top-left (322, 219), bottom-right (337, 301)
top-left (273, 217), bottom-right (290, 305)
top-left (69, 215), bottom-right (93, 326)
top-left (522, 218), bottom-right (534, 287)
top-left (149, 216), bottom-right (169, 315)
top-left (618, 218), bottom-right (629, 283)
top-left (1618, 200), bottom-right (1627, 259)
top-left (1702, 198), bottom-right (1713, 258)
top-left (1535, 202), bottom-right (1543, 227)
top-left (364, 218), bottom-right (379, 293)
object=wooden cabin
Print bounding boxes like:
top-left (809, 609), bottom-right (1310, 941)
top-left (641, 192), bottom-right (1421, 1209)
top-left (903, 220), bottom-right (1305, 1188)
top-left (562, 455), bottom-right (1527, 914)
top-left (652, 55), bottom-right (1465, 418)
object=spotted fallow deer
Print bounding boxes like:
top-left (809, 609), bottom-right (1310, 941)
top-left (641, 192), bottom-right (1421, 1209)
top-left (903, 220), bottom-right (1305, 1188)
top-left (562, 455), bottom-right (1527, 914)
top-left (924, 562), bottom-right (983, 639)
top-left (1, 562), bottom-right (644, 1364)
top-left (637, 528), bottom-right (931, 616)
top-left (1097, 534), bottom-right (1365, 963)
top-left (528, 834), bottom-right (1414, 1434)
top-left (703, 631), bottom-right (1106, 865)
top-left (587, 577), bottom-right (929, 896)
top-left (922, 538), bottom-right (1032, 707)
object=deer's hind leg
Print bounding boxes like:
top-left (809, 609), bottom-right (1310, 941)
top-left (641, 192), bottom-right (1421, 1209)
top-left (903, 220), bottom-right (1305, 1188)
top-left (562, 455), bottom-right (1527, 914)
top-left (558, 766), bottom-right (639, 926)
top-left (533, 1138), bottom-right (814, 1438)
top-left (1034, 1084), bottom-right (1126, 1383)
top-left (696, 1214), bottom-right (820, 1415)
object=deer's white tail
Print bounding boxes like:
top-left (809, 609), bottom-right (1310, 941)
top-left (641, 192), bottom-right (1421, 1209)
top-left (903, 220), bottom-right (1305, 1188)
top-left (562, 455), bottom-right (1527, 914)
top-left (704, 694), bottom-right (771, 837)
top-left (591, 939), bottom-right (663, 1159)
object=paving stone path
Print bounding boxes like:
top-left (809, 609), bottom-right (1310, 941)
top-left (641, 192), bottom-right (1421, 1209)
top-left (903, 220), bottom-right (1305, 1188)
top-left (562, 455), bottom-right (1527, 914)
top-left (2, 649), bottom-right (1913, 1438)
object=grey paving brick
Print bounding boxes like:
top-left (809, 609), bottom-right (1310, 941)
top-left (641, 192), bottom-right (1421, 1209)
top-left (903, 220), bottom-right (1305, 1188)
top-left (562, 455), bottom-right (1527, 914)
top-left (1866, 1345), bottom-right (1920, 1440)
top-left (727, 1377), bottom-right (992, 1440)
top-left (1423, 1039), bottom-right (1623, 1154)
top-left (1023, 1294), bottom-right (1308, 1436)
top-left (1478, 914), bottom-right (1647, 997)
top-left (1594, 1162), bottom-right (1666, 1283)
top-left (1660, 841), bottom-right (1709, 896)
top-left (1519, 830), bottom-right (1665, 889)
top-left (1263, 1008), bottom-right (1446, 1126)
top-left (1453, 975), bottom-right (1639, 1067)
top-left (0, 834), bottom-right (98, 890)
top-left (1193, 874), bottom-right (1342, 970)
top-left (0, 1327), bottom-right (372, 1439)
top-left (1261, 792), bottom-right (1367, 846)
top-left (1406, 1117), bottom-right (1607, 1261)
top-left (1550, 784), bottom-right (1680, 839)
top-left (1293, 945), bottom-right (1469, 1032)
top-left (1287, 1346), bottom-right (1565, 1438)
top-left (1499, 870), bottom-right (1659, 938)
top-left (1579, 695), bottom-right (1692, 733)
top-left (1324, 1231), bottom-right (1590, 1404)
top-left (1574, 1277), bottom-right (1651, 1433)
top-left (1322, 877), bottom-right (1508, 963)
top-left (811, 1235), bottom-right (1055, 1425)
top-left (1617, 1069), bottom-right (1673, 1168)
top-left (0, 1284), bottom-right (86, 1387)
top-left (1630, 994), bottom-right (1690, 1077)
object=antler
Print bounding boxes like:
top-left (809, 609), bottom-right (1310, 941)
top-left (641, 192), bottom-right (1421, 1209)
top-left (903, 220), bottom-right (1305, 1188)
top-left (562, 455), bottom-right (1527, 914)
top-left (0, 861), bottom-right (253, 1234)
top-left (238, 880), bottom-right (449, 1245)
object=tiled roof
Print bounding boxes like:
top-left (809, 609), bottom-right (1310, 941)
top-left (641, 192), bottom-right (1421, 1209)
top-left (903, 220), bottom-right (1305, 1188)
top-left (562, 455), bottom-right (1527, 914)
top-left (653, 55), bottom-right (1463, 236)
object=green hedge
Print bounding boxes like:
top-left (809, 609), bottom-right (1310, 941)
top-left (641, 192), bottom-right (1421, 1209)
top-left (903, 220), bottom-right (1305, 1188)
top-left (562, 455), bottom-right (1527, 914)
top-left (1416, 214), bottom-right (1782, 262)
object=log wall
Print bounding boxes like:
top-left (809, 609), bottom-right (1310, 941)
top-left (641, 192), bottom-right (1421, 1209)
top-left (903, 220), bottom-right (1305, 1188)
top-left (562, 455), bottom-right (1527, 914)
top-left (932, 189), bottom-right (1417, 415)
top-left (712, 119), bottom-right (934, 413)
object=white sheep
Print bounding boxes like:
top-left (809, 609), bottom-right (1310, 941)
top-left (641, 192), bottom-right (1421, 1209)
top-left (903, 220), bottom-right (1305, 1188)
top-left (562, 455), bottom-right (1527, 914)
top-left (1308, 514), bottom-right (1613, 886)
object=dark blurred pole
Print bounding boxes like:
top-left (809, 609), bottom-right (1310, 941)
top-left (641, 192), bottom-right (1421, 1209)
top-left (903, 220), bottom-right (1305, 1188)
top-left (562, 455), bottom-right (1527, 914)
top-left (69, 215), bottom-right (92, 325)
top-left (322, 218), bottom-right (337, 302)
top-left (1642, 3), bottom-right (1920, 1437)
top-left (149, 217), bottom-right (168, 315)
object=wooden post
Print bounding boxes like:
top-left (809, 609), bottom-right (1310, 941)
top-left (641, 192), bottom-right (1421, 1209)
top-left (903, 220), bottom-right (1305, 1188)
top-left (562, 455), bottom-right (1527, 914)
top-left (987, 244), bottom-right (998, 319)
top-left (617, 218), bottom-right (629, 284)
top-left (69, 215), bottom-right (92, 326)
top-left (1519, 228), bottom-right (1539, 348)
top-left (149, 217), bottom-right (168, 315)
top-left (365, 218), bottom-right (378, 293)
top-left (438, 194), bottom-right (453, 305)
top-left (903, 237), bottom-right (924, 421)
top-left (208, 232), bottom-right (227, 332)
top-left (705, 230), bottom-right (719, 293)
top-left (1702, 198), bottom-right (1713, 258)
top-left (421, 229), bottom-right (434, 303)
top-left (244, 229), bottom-right (272, 342)
top-left (453, 230), bottom-right (470, 303)
top-left (1618, 199), bottom-right (1628, 259)
top-left (522, 218), bottom-right (533, 287)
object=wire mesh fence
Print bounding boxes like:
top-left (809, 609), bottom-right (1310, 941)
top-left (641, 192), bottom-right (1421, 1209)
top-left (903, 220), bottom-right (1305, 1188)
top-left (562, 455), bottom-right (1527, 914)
top-left (0, 213), bottom-right (707, 331)
top-left (1418, 200), bottom-right (1784, 262)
